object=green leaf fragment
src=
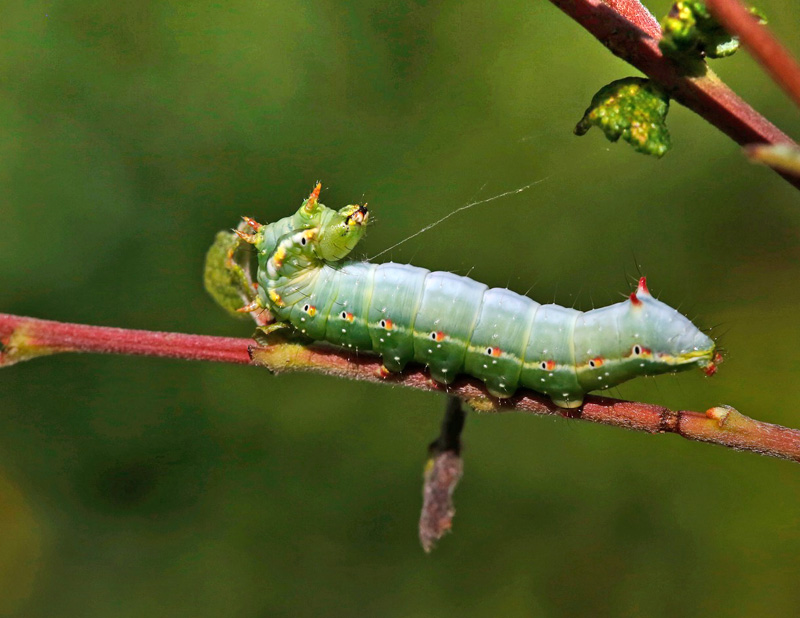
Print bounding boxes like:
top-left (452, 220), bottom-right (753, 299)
top-left (660, 1), bottom-right (767, 60)
top-left (203, 229), bottom-right (255, 319)
top-left (575, 78), bottom-right (671, 158)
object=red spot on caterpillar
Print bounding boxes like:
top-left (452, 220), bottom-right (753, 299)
top-left (382, 319), bottom-right (393, 330)
top-left (637, 276), bottom-right (650, 295)
top-left (589, 356), bottom-right (604, 368)
top-left (432, 331), bottom-right (445, 342)
top-left (629, 292), bottom-right (642, 306)
top-left (486, 347), bottom-right (502, 357)
top-left (704, 351), bottom-right (724, 377)
top-left (545, 360), bottom-right (556, 371)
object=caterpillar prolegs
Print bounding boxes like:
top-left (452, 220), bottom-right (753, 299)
top-left (237, 184), bottom-right (720, 408)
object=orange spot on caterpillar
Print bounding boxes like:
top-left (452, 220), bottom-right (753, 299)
top-left (589, 356), bottom-right (604, 368)
top-left (272, 246), bottom-right (287, 268)
top-left (342, 312), bottom-right (354, 322)
top-left (485, 347), bottom-right (502, 357)
top-left (539, 360), bottom-right (556, 371)
top-left (380, 319), bottom-right (394, 330)
top-left (430, 331), bottom-right (445, 342)
top-left (268, 289), bottom-right (282, 305)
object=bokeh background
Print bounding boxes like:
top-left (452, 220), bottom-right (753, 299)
top-left (2, 0), bottom-right (800, 616)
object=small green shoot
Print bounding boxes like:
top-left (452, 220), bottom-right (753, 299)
top-left (660, 1), bottom-right (767, 61)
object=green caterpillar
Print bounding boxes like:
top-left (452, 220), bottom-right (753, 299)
top-left (236, 184), bottom-right (720, 408)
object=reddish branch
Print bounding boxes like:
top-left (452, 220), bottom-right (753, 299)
top-left (0, 313), bottom-right (251, 365)
top-left (547, 0), bottom-right (800, 189)
top-left (705, 0), bottom-right (800, 109)
top-left (3, 312), bottom-right (800, 464)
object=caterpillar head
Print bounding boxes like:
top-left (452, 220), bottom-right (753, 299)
top-left (624, 277), bottom-right (718, 376)
top-left (292, 184), bottom-right (369, 262)
top-left (313, 202), bottom-right (369, 261)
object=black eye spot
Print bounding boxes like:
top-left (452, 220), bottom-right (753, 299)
top-left (430, 332), bottom-right (437, 340)
top-left (379, 320), bottom-right (386, 328)
top-left (303, 304), bottom-right (310, 312)
top-left (540, 361), bottom-right (547, 370)
top-left (486, 347), bottom-right (493, 355)
top-left (300, 237), bottom-right (307, 246)
top-left (340, 311), bottom-right (347, 319)
top-left (589, 360), bottom-right (596, 368)
top-left (633, 345), bottom-right (642, 355)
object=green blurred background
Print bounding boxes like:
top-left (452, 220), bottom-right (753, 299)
top-left (1, 0), bottom-right (800, 616)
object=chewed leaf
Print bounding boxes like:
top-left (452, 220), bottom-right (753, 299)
top-left (203, 229), bottom-right (255, 319)
top-left (660, 1), bottom-right (767, 60)
top-left (575, 78), bottom-right (671, 158)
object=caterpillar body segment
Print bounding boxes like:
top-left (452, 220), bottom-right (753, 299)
top-left (244, 186), bottom-right (718, 408)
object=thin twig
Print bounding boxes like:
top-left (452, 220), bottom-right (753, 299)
top-left (547, 0), bottom-right (800, 190)
top-left (428, 396), bottom-right (467, 456)
top-left (2, 312), bottom-right (800, 464)
top-left (705, 0), bottom-right (800, 109)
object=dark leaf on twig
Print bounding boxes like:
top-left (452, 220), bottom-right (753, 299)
top-left (419, 451), bottom-right (463, 553)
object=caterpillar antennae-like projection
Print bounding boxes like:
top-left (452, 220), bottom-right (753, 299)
top-left (246, 185), bottom-right (720, 408)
